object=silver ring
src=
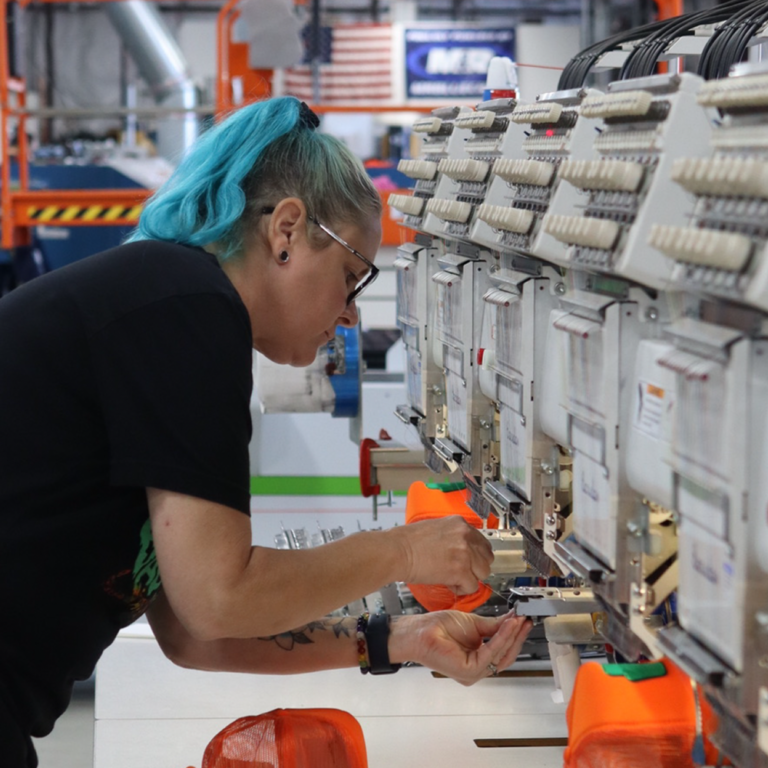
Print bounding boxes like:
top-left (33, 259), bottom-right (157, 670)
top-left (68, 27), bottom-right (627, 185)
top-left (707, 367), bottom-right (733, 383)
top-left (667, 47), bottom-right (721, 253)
top-left (487, 662), bottom-right (498, 677)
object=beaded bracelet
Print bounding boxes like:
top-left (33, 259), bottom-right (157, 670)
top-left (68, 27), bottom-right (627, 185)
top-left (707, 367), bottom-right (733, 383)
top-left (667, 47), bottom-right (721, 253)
top-left (356, 612), bottom-right (371, 674)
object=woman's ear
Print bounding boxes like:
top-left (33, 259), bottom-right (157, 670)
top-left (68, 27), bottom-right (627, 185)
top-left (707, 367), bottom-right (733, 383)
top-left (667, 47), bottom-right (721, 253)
top-left (267, 198), bottom-right (308, 254)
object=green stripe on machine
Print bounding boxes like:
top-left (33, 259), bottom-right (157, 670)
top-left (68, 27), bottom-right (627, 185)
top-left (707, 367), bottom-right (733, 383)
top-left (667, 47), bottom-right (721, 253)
top-left (249, 476), bottom-right (407, 497)
top-left (250, 476), bottom-right (363, 496)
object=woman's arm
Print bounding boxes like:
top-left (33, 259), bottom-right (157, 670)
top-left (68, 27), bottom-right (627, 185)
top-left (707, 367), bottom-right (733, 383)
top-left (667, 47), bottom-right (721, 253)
top-left (147, 488), bottom-right (493, 641)
top-left (147, 588), bottom-right (532, 685)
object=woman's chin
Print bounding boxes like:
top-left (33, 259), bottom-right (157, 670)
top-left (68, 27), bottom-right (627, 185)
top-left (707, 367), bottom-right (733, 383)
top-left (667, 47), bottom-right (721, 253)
top-left (256, 339), bottom-right (325, 368)
top-left (291, 346), bottom-right (323, 368)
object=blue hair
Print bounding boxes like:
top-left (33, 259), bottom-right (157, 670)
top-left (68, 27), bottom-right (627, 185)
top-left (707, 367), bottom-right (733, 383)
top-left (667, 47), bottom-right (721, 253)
top-left (127, 96), bottom-right (382, 260)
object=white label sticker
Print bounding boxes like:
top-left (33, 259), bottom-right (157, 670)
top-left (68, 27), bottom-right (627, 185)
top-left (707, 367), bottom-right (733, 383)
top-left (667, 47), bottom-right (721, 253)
top-left (678, 520), bottom-right (742, 671)
top-left (634, 380), bottom-right (667, 440)
top-left (446, 369), bottom-right (469, 450)
top-left (406, 347), bottom-right (423, 413)
top-left (500, 403), bottom-right (527, 492)
top-left (573, 451), bottom-right (615, 568)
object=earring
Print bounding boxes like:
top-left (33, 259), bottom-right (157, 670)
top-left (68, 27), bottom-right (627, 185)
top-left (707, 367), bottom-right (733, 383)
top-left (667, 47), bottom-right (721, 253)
top-left (279, 251), bottom-right (290, 263)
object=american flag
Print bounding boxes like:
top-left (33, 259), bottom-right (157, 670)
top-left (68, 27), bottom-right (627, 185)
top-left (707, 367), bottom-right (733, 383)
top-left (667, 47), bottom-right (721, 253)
top-left (282, 23), bottom-right (393, 103)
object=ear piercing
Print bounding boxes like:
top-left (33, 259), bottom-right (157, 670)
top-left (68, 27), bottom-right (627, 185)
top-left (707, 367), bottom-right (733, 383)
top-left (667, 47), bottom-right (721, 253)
top-left (279, 251), bottom-right (290, 263)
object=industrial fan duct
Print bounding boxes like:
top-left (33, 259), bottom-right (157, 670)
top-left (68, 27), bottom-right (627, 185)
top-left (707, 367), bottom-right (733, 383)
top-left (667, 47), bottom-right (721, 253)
top-left (105, 0), bottom-right (199, 161)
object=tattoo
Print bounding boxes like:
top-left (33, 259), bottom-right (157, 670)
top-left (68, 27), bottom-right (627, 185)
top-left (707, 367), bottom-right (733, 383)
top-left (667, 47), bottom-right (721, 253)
top-left (258, 621), bottom-right (326, 651)
top-left (331, 619), bottom-right (352, 638)
top-left (258, 618), bottom-right (353, 650)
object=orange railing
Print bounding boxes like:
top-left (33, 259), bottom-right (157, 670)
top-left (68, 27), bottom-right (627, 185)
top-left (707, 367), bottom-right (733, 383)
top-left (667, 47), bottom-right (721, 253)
top-left (0, 0), bottom-right (165, 248)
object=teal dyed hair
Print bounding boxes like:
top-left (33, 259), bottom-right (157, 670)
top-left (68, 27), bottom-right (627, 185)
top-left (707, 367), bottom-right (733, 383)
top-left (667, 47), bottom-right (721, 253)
top-left (127, 96), bottom-right (382, 260)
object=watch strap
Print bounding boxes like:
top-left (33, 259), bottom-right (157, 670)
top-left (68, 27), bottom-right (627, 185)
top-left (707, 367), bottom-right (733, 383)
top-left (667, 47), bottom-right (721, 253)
top-left (364, 612), bottom-right (401, 675)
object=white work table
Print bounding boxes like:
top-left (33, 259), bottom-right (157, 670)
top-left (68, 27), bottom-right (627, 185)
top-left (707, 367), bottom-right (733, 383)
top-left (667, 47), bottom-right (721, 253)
top-left (95, 627), bottom-right (567, 768)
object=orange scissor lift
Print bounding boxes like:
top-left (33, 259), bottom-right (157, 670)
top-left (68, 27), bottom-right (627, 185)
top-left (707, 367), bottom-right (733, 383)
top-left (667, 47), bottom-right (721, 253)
top-left (0, 0), bottom-right (427, 252)
top-left (0, 0), bottom-right (160, 251)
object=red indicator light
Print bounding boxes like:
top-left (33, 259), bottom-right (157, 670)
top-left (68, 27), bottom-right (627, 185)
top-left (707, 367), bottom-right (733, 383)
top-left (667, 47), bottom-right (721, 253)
top-left (546, 129), bottom-right (555, 137)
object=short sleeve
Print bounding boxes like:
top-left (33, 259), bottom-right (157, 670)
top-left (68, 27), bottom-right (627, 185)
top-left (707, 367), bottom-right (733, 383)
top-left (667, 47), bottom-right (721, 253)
top-left (90, 293), bottom-right (253, 515)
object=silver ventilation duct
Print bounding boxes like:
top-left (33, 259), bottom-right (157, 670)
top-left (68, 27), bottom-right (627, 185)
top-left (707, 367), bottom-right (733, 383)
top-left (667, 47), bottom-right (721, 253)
top-left (105, 0), bottom-right (199, 161)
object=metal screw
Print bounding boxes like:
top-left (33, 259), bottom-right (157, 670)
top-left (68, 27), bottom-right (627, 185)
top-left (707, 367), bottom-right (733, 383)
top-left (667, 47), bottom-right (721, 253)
top-left (541, 463), bottom-right (554, 475)
top-left (546, 515), bottom-right (556, 526)
top-left (546, 531), bottom-right (557, 540)
top-left (555, 282), bottom-right (566, 295)
top-left (483, 464), bottom-right (492, 473)
top-left (645, 307), bottom-right (658, 321)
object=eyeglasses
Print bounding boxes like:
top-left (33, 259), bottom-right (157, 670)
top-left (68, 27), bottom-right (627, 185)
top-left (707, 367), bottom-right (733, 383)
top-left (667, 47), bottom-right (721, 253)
top-left (261, 207), bottom-right (379, 306)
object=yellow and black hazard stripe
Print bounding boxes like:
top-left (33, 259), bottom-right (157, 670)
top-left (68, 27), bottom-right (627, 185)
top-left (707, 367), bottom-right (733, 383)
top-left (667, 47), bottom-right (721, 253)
top-left (26, 204), bottom-right (144, 223)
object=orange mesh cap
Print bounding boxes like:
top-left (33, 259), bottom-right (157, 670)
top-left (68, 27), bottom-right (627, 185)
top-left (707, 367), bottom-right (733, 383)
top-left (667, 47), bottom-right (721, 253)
top-left (404, 481), bottom-right (499, 528)
top-left (201, 709), bottom-right (368, 768)
top-left (405, 481), bottom-right (497, 612)
top-left (564, 658), bottom-right (728, 768)
top-left (408, 581), bottom-right (493, 613)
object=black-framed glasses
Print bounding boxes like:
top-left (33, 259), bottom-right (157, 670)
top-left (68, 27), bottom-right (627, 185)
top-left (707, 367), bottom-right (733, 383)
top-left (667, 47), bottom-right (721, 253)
top-left (261, 207), bottom-right (379, 305)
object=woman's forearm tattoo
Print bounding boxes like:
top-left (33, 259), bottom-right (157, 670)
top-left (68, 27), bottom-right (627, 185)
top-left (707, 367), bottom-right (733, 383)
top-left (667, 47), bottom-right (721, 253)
top-left (258, 618), bottom-right (354, 651)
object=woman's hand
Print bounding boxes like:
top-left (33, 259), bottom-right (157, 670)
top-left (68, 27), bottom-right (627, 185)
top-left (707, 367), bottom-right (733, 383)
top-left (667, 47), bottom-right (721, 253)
top-left (387, 517), bottom-right (494, 595)
top-left (388, 611), bottom-right (533, 686)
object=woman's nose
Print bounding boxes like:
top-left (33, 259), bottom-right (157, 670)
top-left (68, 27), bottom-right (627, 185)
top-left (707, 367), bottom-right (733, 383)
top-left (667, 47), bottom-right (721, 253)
top-left (338, 300), bottom-right (359, 328)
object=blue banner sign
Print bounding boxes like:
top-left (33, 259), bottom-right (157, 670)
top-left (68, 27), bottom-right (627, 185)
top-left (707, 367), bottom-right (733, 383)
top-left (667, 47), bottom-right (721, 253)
top-left (404, 27), bottom-right (516, 99)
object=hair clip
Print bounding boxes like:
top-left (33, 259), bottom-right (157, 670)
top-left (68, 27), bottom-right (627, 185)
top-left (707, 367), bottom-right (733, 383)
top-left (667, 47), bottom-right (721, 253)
top-left (298, 101), bottom-right (320, 130)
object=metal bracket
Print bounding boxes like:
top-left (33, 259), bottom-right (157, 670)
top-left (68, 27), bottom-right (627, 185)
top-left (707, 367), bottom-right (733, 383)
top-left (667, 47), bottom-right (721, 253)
top-left (484, 480), bottom-right (524, 514)
top-left (433, 436), bottom-right (467, 465)
top-left (655, 625), bottom-right (730, 687)
top-left (395, 404), bottom-right (423, 427)
top-left (628, 582), bottom-right (664, 660)
top-left (553, 538), bottom-right (612, 584)
top-left (511, 586), bottom-right (601, 619)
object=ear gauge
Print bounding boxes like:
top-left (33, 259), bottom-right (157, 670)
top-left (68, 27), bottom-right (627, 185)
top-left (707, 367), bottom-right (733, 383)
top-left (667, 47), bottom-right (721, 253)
top-left (279, 251), bottom-right (290, 263)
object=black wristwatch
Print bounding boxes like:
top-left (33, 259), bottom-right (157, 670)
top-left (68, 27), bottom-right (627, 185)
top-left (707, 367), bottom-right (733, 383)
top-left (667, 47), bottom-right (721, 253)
top-left (364, 612), bottom-right (402, 675)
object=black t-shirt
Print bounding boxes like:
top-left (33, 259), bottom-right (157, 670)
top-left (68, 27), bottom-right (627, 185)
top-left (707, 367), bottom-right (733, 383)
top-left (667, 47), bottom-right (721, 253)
top-left (0, 240), bottom-right (253, 740)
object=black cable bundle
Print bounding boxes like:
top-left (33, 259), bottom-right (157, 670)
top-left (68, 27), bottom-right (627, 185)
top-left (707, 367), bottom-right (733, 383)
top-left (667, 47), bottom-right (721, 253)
top-left (557, 0), bottom-right (759, 89)
top-left (558, 19), bottom-right (667, 90)
top-left (620, 0), bottom-right (751, 80)
top-left (699, 0), bottom-right (768, 80)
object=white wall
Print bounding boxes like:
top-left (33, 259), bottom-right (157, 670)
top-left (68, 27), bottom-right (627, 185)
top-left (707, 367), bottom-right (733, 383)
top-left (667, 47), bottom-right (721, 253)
top-left (515, 24), bottom-right (581, 101)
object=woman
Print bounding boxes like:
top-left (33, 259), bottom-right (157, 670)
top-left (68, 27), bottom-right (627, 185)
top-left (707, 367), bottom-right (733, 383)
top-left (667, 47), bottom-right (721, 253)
top-left (0, 96), bottom-right (531, 767)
